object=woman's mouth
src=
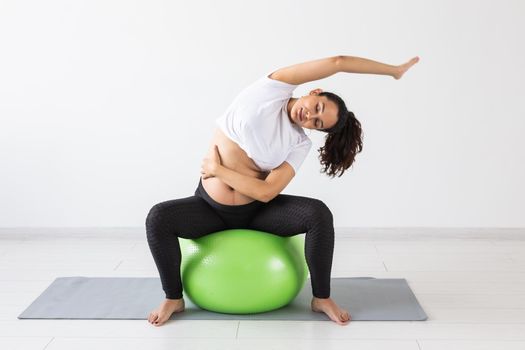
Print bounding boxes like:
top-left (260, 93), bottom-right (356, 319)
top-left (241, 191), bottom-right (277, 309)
top-left (298, 108), bottom-right (303, 122)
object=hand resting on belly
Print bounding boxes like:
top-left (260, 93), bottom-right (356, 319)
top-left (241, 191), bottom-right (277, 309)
top-left (201, 128), bottom-right (269, 205)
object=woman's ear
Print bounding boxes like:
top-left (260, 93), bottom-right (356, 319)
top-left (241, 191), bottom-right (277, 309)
top-left (309, 88), bottom-right (323, 95)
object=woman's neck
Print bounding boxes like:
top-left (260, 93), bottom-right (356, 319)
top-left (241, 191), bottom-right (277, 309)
top-left (287, 98), bottom-right (298, 123)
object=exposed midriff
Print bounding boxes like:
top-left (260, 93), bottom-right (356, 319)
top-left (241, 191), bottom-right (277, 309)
top-left (201, 128), bottom-right (269, 205)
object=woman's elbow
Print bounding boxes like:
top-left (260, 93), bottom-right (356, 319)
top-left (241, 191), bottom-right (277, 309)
top-left (259, 190), bottom-right (278, 203)
top-left (259, 193), bottom-right (272, 203)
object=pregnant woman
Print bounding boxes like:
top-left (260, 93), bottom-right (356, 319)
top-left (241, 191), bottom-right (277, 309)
top-left (146, 54), bottom-right (419, 326)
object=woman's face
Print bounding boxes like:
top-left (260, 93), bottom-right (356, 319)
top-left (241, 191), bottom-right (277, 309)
top-left (290, 90), bottom-right (339, 130)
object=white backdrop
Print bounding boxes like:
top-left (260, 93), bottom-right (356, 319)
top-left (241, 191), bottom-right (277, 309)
top-left (1, 0), bottom-right (524, 228)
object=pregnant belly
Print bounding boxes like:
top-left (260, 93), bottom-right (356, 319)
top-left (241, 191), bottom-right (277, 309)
top-left (201, 128), bottom-right (269, 205)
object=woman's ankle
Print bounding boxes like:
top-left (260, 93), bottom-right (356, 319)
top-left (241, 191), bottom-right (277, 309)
top-left (165, 297), bottom-right (184, 302)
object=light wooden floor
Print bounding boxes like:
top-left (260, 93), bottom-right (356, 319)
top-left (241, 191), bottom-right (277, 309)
top-left (1, 227), bottom-right (525, 350)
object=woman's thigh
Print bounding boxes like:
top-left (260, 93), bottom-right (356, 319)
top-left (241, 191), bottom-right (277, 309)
top-left (248, 194), bottom-right (332, 236)
top-left (146, 195), bottom-right (228, 239)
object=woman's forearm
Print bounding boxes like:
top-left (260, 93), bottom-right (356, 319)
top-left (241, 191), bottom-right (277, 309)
top-left (336, 55), bottom-right (398, 77)
top-left (214, 165), bottom-right (271, 203)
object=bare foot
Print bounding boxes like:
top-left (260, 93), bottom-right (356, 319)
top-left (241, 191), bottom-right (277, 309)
top-left (311, 297), bottom-right (351, 325)
top-left (393, 56), bottom-right (420, 80)
top-left (148, 298), bottom-right (185, 326)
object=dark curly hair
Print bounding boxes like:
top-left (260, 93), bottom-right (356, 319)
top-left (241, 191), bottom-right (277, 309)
top-left (317, 91), bottom-right (363, 178)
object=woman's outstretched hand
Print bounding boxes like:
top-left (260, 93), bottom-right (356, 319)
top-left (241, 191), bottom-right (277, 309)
top-left (201, 145), bottom-right (222, 179)
top-left (393, 56), bottom-right (420, 80)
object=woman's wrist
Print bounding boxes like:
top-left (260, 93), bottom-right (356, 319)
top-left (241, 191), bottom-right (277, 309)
top-left (336, 55), bottom-right (398, 77)
top-left (213, 164), bottom-right (225, 179)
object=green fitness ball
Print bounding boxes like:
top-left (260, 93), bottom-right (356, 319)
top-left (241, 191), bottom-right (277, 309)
top-left (179, 229), bottom-right (308, 314)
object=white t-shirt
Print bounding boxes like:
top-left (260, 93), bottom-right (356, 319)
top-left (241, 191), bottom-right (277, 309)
top-left (215, 72), bottom-right (312, 173)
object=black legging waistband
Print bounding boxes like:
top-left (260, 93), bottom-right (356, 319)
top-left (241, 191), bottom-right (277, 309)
top-left (195, 178), bottom-right (264, 213)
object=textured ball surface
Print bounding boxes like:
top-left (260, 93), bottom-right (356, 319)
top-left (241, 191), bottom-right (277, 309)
top-left (179, 229), bottom-right (308, 314)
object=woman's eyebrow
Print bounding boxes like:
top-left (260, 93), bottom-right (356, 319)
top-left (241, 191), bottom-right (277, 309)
top-left (322, 102), bottom-right (325, 114)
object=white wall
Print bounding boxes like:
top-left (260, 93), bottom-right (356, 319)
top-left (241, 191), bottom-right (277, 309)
top-left (1, 0), bottom-right (524, 228)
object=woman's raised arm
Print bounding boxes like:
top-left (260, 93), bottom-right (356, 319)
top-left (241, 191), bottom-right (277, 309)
top-left (269, 55), bottom-right (420, 85)
top-left (269, 56), bottom-right (340, 85)
top-left (336, 55), bottom-right (419, 80)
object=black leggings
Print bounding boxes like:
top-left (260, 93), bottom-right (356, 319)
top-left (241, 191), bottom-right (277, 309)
top-left (145, 179), bottom-right (335, 299)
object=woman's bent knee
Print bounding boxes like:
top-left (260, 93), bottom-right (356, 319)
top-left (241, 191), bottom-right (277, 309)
top-left (308, 198), bottom-right (334, 225)
top-left (145, 203), bottom-right (166, 233)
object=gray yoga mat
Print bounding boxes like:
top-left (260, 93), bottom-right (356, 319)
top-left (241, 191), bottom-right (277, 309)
top-left (18, 277), bottom-right (427, 321)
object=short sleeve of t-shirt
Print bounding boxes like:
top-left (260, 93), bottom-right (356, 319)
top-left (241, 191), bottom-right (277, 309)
top-left (284, 136), bottom-right (312, 173)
